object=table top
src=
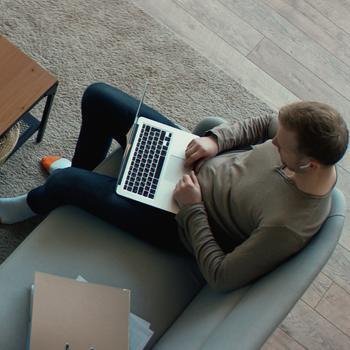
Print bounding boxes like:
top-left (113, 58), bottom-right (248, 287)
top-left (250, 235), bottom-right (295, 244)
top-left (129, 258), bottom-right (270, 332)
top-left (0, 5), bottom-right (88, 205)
top-left (0, 35), bottom-right (57, 135)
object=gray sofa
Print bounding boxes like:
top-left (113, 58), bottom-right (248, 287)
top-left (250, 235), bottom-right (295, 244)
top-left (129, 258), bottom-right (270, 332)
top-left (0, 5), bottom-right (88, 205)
top-left (0, 119), bottom-right (346, 349)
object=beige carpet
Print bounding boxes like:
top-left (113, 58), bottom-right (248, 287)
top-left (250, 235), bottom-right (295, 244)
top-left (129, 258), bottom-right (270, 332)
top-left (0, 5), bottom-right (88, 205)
top-left (0, 0), bottom-right (274, 262)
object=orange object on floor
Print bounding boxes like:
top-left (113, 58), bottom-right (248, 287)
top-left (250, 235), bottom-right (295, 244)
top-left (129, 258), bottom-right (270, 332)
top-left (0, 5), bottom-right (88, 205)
top-left (40, 155), bottom-right (61, 173)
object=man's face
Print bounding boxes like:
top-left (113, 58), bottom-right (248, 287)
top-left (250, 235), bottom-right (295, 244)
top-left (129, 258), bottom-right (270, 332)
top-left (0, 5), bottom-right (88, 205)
top-left (271, 120), bottom-right (308, 172)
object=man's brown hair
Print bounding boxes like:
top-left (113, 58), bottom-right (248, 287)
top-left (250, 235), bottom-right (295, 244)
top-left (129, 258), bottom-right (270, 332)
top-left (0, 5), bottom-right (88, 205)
top-left (278, 101), bottom-right (348, 166)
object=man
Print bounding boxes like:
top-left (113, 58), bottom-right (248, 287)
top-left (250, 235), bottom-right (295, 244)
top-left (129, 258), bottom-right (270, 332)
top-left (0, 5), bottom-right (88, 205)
top-left (0, 83), bottom-right (347, 292)
top-left (173, 102), bottom-right (346, 291)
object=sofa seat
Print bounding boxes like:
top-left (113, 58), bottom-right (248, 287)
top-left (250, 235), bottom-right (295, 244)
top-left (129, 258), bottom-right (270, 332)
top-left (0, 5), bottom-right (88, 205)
top-left (0, 202), bottom-right (206, 349)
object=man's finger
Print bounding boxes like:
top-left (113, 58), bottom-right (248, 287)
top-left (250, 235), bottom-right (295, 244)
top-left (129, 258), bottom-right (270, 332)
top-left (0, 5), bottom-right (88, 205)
top-left (191, 176), bottom-right (198, 187)
top-left (187, 138), bottom-right (200, 149)
top-left (186, 141), bottom-right (196, 151)
top-left (186, 139), bottom-right (196, 150)
top-left (190, 170), bottom-right (199, 185)
top-left (176, 177), bottom-right (185, 187)
top-left (182, 174), bottom-right (192, 184)
top-left (185, 145), bottom-right (193, 155)
top-left (185, 151), bottom-right (202, 166)
top-left (185, 144), bottom-right (199, 158)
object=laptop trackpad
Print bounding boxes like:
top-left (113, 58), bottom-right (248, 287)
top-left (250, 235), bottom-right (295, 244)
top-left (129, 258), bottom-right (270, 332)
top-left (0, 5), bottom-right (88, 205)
top-left (164, 155), bottom-right (187, 183)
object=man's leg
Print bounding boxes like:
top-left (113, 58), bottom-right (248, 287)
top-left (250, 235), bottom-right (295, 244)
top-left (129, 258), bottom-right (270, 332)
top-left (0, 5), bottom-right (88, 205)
top-left (72, 82), bottom-right (179, 170)
top-left (27, 167), bottom-right (187, 253)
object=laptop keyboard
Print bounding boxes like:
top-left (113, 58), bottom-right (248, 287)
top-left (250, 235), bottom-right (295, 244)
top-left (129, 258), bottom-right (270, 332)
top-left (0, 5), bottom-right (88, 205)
top-left (123, 125), bottom-right (172, 199)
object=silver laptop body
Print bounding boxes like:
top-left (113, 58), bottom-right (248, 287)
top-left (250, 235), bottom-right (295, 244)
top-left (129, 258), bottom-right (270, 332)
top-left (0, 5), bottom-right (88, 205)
top-left (116, 88), bottom-right (198, 213)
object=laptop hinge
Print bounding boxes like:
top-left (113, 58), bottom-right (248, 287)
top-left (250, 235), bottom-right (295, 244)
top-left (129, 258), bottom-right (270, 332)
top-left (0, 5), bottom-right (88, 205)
top-left (117, 122), bottom-right (140, 185)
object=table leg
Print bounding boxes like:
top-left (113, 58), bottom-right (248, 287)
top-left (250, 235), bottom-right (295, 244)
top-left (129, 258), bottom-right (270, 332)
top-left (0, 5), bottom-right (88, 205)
top-left (36, 82), bottom-right (58, 143)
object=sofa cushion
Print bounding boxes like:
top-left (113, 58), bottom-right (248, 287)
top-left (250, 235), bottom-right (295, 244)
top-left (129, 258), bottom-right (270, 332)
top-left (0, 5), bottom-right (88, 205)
top-left (0, 206), bottom-right (203, 349)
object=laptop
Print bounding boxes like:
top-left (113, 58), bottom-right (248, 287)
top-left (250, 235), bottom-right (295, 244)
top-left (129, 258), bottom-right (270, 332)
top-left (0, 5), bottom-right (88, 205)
top-left (116, 84), bottom-right (198, 213)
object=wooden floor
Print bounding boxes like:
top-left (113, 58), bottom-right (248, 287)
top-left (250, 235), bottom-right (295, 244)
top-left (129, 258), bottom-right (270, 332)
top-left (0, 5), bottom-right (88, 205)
top-left (132, 0), bottom-right (350, 349)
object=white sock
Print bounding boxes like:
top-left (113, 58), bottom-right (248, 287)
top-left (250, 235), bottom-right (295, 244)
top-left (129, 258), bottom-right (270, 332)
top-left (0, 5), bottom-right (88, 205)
top-left (0, 194), bottom-right (36, 224)
top-left (49, 158), bottom-right (71, 174)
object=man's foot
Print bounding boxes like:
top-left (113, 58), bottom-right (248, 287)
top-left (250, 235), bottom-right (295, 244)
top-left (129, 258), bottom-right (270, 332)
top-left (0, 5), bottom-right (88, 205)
top-left (0, 194), bottom-right (36, 224)
top-left (41, 156), bottom-right (72, 174)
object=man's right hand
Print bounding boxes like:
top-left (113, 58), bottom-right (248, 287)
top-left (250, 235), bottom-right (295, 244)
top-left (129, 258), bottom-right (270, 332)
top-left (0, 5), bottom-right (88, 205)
top-left (184, 136), bottom-right (219, 171)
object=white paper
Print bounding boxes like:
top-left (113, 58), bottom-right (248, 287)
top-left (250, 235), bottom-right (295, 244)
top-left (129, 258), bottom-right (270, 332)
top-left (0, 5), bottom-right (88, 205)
top-left (129, 313), bottom-right (154, 350)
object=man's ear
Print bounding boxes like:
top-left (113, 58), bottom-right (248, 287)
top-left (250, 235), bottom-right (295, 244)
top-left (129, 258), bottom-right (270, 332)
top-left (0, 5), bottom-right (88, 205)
top-left (299, 159), bottom-right (319, 170)
top-left (308, 160), bottom-right (320, 170)
top-left (299, 163), bottom-right (311, 169)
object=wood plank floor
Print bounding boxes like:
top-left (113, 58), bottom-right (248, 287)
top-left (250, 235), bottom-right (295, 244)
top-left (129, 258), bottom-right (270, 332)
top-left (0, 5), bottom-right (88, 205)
top-left (132, 0), bottom-right (350, 348)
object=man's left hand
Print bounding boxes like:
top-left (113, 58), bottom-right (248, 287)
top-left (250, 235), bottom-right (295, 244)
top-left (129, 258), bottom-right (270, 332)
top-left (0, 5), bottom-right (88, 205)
top-left (173, 171), bottom-right (202, 208)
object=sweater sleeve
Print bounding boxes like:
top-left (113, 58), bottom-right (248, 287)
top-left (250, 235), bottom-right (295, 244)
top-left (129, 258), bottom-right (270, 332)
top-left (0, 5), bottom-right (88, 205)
top-left (207, 114), bottom-right (277, 153)
top-left (176, 204), bottom-right (304, 292)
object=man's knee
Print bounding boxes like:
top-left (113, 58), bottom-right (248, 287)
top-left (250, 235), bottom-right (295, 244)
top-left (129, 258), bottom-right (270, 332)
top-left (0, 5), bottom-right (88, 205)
top-left (82, 82), bottom-right (110, 111)
top-left (81, 82), bottom-right (127, 122)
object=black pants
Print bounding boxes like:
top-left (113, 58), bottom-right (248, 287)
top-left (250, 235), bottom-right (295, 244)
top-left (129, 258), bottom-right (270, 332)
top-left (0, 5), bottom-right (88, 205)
top-left (27, 83), bottom-right (188, 253)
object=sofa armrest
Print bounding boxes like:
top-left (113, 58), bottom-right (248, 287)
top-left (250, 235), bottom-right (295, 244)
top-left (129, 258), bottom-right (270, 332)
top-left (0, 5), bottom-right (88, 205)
top-left (155, 189), bottom-right (346, 350)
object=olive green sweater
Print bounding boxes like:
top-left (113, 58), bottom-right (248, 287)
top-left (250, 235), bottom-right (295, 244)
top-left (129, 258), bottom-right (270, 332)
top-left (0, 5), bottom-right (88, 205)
top-left (175, 115), bottom-right (333, 292)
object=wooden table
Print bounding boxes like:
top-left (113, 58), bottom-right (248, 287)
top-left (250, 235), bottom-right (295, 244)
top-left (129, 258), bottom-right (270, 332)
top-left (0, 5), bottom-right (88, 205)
top-left (0, 35), bottom-right (58, 155)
